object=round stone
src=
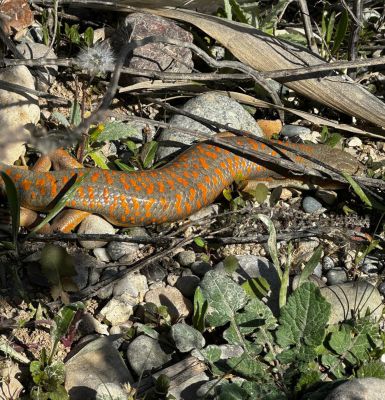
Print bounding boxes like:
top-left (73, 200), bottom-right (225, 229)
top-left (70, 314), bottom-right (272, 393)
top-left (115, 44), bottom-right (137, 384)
top-left (302, 196), bottom-right (323, 214)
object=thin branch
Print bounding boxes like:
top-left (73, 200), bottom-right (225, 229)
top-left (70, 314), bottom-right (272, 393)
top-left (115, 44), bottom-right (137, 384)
top-left (297, 0), bottom-right (319, 54)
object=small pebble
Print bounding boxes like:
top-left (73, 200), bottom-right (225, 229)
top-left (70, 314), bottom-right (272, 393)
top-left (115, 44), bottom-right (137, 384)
top-left (302, 196), bottom-right (323, 213)
top-left (281, 125), bottom-right (311, 138)
top-left (106, 241), bottom-right (139, 262)
top-left (142, 263), bottom-right (167, 283)
top-left (326, 268), bottom-right (348, 285)
top-left (360, 261), bottom-right (378, 274)
top-left (347, 137), bottom-right (363, 147)
top-left (322, 256), bottom-right (335, 271)
top-left (177, 250), bottom-right (196, 267)
top-left (191, 261), bottom-right (212, 277)
top-left (313, 263), bottom-right (322, 277)
top-left (93, 248), bottom-right (111, 262)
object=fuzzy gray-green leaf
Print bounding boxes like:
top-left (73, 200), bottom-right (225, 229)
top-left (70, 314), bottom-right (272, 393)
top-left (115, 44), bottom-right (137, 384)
top-left (171, 323), bottom-right (205, 352)
top-left (199, 271), bottom-right (248, 327)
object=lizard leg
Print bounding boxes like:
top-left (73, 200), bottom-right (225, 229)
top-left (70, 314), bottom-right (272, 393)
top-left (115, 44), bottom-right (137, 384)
top-left (50, 209), bottom-right (91, 233)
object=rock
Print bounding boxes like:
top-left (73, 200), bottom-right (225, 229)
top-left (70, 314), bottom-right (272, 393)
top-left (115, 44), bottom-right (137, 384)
top-left (326, 268), bottom-right (348, 285)
top-left (322, 256), bottom-right (335, 271)
top-left (176, 275), bottom-right (200, 298)
top-left (106, 241), bottom-right (139, 262)
top-left (320, 281), bottom-right (383, 325)
top-left (169, 373), bottom-right (210, 399)
top-left (78, 215), bottom-right (116, 249)
top-left (126, 335), bottom-right (172, 375)
top-left (65, 337), bottom-right (133, 400)
top-left (96, 382), bottom-right (128, 400)
top-left (113, 12), bottom-right (193, 84)
top-left (16, 42), bottom-right (58, 90)
top-left (142, 263), bottom-right (167, 283)
top-left (78, 313), bottom-right (109, 336)
top-left (215, 256), bottom-right (280, 315)
top-left (347, 137), bottom-right (363, 148)
top-left (166, 273), bottom-right (179, 286)
top-left (93, 247), bottom-right (111, 262)
top-left (144, 286), bottom-right (193, 322)
top-left (325, 377), bottom-right (385, 400)
top-left (360, 260), bottom-right (378, 274)
top-left (302, 196), bottom-right (324, 213)
top-left (113, 273), bottom-right (148, 300)
top-left (281, 124), bottom-right (311, 138)
top-left (177, 250), bottom-right (196, 267)
top-left (191, 261), bottom-right (212, 277)
top-left (157, 92), bottom-right (263, 159)
top-left (0, 66), bottom-right (40, 164)
top-left (99, 297), bottom-right (137, 326)
top-left (315, 189), bottom-right (338, 205)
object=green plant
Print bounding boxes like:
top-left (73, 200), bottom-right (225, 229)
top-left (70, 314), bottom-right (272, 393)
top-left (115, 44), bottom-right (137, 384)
top-left (29, 302), bottom-right (85, 399)
top-left (187, 271), bottom-right (385, 399)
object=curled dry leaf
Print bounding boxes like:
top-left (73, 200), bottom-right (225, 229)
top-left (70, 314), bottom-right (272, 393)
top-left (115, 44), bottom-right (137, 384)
top-left (0, 0), bottom-right (34, 34)
top-left (149, 8), bottom-right (385, 129)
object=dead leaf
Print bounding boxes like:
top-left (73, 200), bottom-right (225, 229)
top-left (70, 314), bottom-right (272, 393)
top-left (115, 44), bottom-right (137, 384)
top-left (0, 0), bottom-right (34, 34)
top-left (149, 8), bottom-right (385, 129)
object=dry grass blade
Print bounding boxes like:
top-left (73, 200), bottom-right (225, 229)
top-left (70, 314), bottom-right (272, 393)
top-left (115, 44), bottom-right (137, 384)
top-left (150, 8), bottom-right (385, 129)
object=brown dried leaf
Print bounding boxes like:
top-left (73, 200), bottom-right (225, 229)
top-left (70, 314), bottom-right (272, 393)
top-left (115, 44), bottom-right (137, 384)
top-left (0, 0), bottom-right (34, 34)
top-left (149, 8), bottom-right (385, 129)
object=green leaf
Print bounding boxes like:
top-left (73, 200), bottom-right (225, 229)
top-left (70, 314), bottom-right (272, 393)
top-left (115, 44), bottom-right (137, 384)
top-left (218, 382), bottom-right (248, 400)
top-left (83, 27), bottom-right (94, 48)
top-left (95, 121), bottom-right (140, 142)
top-left (193, 287), bottom-right (207, 332)
top-left (0, 172), bottom-right (20, 249)
top-left (223, 255), bottom-right (239, 275)
top-left (331, 9), bottom-right (349, 55)
top-left (256, 214), bottom-right (281, 279)
top-left (276, 282), bottom-right (331, 348)
top-left (326, 11), bottom-right (336, 45)
top-left (51, 302), bottom-right (85, 345)
top-left (227, 353), bottom-right (266, 378)
top-left (242, 380), bottom-right (286, 400)
top-left (140, 141), bottom-right (158, 169)
top-left (328, 328), bottom-right (351, 355)
top-left (194, 237), bottom-right (206, 248)
top-left (356, 361), bottom-right (385, 379)
top-left (88, 151), bottom-right (109, 169)
top-left (298, 245), bottom-right (323, 286)
top-left (199, 271), bottom-right (248, 327)
top-left (198, 345), bottom-right (222, 363)
top-left (51, 111), bottom-right (70, 127)
top-left (342, 172), bottom-right (372, 208)
top-left (247, 183), bottom-right (269, 204)
top-left (114, 159), bottom-right (136, 172)
top-left (40, 244), bottom-right (77, 302)
top-left (171, 323), bottom-right (205, 352)
top-left (69, 101), bottom-right (81, 127)
top-left (29, 170), bottom-right (90, 235)
top-left (241, 276), bottom-right (270, 299)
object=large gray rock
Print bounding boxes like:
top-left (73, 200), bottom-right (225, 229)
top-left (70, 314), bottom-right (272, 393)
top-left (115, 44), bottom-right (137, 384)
top-left (320, 281), bottom-right (383, 325)
top-left (325, 378), bottom-right (385, 400)
top-left (157, 92), bottom-right (263, 159)
top-left (126, 335), bottom-right (172, 375)
top-left (65, 337), bottom-right (133, 400)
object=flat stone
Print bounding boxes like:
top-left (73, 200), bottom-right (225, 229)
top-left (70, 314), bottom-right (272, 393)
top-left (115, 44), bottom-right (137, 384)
top-left (157, 92), bottom-right (263, 159)
top-left (96, 382), bottom-right (128, 400)
top-left (326, 268), bottom-right (348, 285)
top-left (78, 215), bottom-right (116, 249)
top-left (176, 275), bottom-right (200, 298)
top-left (325, 377), bottom-right (385, 400)
top-left (302, 196), bottom-right (324, 213)
top-left (65, 337), bottom-right (133, 400)
top-left (177, 250), bottom-right (196, 267)
top-left (99, 297), bottom-right (136, 326)
top-left (126, 335), bottom-right (172, 375)
top-left (281, 124), bottom-right (311, 138)
top-left (113, 273), bottom-right (148, 300)
top-left (144, 286), bottom-right (192, 322)
top-left (106, 241), bottom-right (139, 262)
top-left (320, 281), bottom-right (383, 325)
